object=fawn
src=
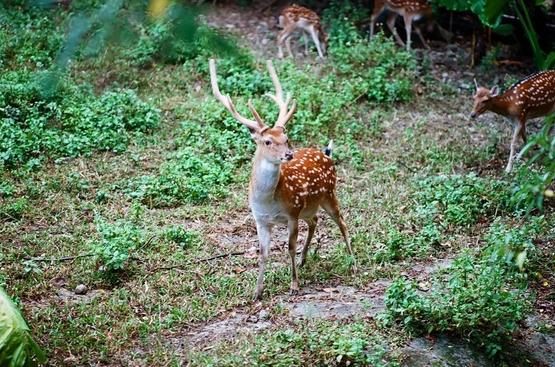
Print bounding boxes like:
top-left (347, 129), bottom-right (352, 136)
top-left (471, 70), bottom-right (555, 172)
top-left (369, 0), bottom-right (433, 50)
top-left (277, 4), bottom-right (328, 59)
top-left (209, 59), bottom-right (353, 300)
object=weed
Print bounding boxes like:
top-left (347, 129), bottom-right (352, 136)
top-left (90, 217), bottom-right (145, 271)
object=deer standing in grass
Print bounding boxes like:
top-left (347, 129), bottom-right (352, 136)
top-left (277, 4), bottom-right (328, 59)
top-left (470, 70), bottom-right (555, 172)
top-left (209, 59), bottom-right (353, 300)
top-left (369, 0), bottom-right (433, 50)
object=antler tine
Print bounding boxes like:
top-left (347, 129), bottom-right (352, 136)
top-left (247, 99), bottom-right (265, 127)
top-left (265, 60), bottom-right (296, 129)
top-left (474, 78), bottom-right (479, 91)
top-left (209, 59), bottom-right (264, 131)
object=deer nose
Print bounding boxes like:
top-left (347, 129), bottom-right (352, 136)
top-left (470, 112), bottom-right (477, 119)
top-left (285, 151), bottom-right (294, 161)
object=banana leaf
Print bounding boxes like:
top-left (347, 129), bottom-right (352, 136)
top-left (0, 287), bottom-right (45, 367)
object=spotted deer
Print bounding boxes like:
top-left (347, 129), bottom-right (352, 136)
top-left (277, 4), bottom-right (328, 59)
top-left (209, 59), bottom-right (353, 300)
top-left (470, 70), bottom-right (555, 172)
top-left (369, 0), bottom-right (433, 50)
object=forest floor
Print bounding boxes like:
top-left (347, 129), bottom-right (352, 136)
top-left (2, 3), bottom-right (555, 366)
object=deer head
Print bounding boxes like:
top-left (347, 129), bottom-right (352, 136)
top-left (470, 80), bottom-right (499, 119)
top-left (209, 59), bottom-right (296, 164)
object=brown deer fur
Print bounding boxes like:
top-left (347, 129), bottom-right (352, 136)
top-left (209, 59), bottom-right (353, 300)
top-left (471, 70), bottom-right (555, 172)
top-left (277, 5), bottom-right (328, 59)
top-left (370, 0), bottom-right (433, 50)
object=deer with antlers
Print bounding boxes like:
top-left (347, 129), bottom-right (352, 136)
top-left (470, 70), bottom-right (555, 172)
top-left (277, 4), bottom-right (328, 59)
top-left (369, 0), bottom-right (434, 50)
top-left (209, 59), bottom-right (353, 300)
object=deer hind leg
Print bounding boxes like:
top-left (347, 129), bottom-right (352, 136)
top-left (414, 23), bottom-right (430, 49)
top-left (287, 219), bottom-right (300, 294)
top-left (386, 12), bottom-right (405, 47)
top-left (506, 120), bottom-right (522, 173)
top-left (254, 222), bottom-right (272, 300)
top-left (403, 14), bottom-right (413, 50)
top-left (322, 195), bottom-right (354, 262)
top-left (300, 216), bottom-right (318, 267)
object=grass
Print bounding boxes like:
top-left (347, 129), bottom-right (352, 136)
top-left (1, 1), bottom-right (554, 366)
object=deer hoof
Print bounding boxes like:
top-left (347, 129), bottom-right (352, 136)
top-left (253, 289), bottom-right (264, 301)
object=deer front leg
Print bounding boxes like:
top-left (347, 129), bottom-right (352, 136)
top-left (506, 120), bottom-right (522, 173)
top-left (254, 222), bottom-right (272, 300)
top-left (403, 14), bottom-right (413, 50)
top-left (308, 26), bottom-right (325, 59)
top-left (287, 219), bottom-right (300, 295)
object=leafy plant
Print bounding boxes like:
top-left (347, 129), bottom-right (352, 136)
top-left (90, 218), bottom-right (145, 271)
top-left (384, 251), bottom-right (530, 356)
top-left (0, 287), bottom-right (46, 366)
top-left (0, 71), bottom-right (160, 169)
top-left (511, 116), bottom-right (555, 213)
top-left (163, 226), bottom-right (201, 248)
top-left (415, 173), bottom-right (511, 226)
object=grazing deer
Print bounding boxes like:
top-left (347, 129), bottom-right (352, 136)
top-left (277, 4), bottom-right (328, 59)
top-left (369, 0), bottom-right (433, 50)
top-left (209, 59), bottom-right (353, 300)
top-left (470, 70), bottom-right (555, 172)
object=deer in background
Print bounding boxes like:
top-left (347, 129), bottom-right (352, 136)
top-left (470, 70), bottom-right (555, 172)
top-left (369, 0), bottom-right (433, 50)
top-left (277, 4), bottom-right (328, 59)
top-left (209, 59), bottom-right (353, 300)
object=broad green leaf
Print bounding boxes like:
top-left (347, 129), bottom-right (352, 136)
top-left (0, 287), bottom-right (46, 367)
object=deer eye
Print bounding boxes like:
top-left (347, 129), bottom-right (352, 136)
top-left (265, 140), bottom-right (272, 146)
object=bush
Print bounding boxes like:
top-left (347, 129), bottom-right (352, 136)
top-left (0, 8), bottom-right (64, 70)
top-left (384, 253), bottom-right (530, 356)
top-left (415, 173), bottom-right (511, 226)
top-left (511, 117), bottom-right (555, 213)
top-left (383, 219), bottom-right (542, 356)
top-left (126, 120), bottom-right (250, 207)
top-left (0, 71), bottom-right (160, 169)
top-left (324, 2), bottom-right (416, 103)
top-left (163, 226), bottom-right (201, 248)
top-left (90, 218), bottom-right (145, 271)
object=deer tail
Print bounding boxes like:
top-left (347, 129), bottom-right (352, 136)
top-left (324, 139), bottom-right (333, 158)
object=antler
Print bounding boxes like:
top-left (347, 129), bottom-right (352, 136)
top-left (265, 60), bottom-right (296, 129)
top-left (474, 78), bottom-right (479, 91)
top-left (209, 59), bottom-right (265, 131)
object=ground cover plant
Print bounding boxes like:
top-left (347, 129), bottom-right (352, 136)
top-left (1, 0), bottom-right (554, 366)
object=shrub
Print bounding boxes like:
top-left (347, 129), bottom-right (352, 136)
top-left (0, 71), bottom-right (160, 169)
top-left (415, 173), bottom-right (511, 226)
top-left (384, 252), bottom-right (530, 356)
top-left (511, 117), bottom-right (555, 213)
top-left (383, 218), bottom-right (542, 356)
top-left (0, 197), bottom-right (29, 221)
top-left (0, 8), bottom-right (64, 70)
top-left (126, 120), bottom-right (250, 207)
top-left (163, 226), bottom-right (201, 248)
top-left (90, 218), bottom-right (145, 271)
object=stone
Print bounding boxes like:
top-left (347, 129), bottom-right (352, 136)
top-left (74, 284), bottom-right (87, 295)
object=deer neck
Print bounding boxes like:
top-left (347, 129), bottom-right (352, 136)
top-left (250, 149), bottom-right (281, 202)
top-left (486, 95), bottom-right (513, 117)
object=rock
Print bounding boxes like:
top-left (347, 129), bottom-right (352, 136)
top-left (400, 335), bottom-right (493, 367)
top-left (259, 309), bottom-right (269, 321)
top-left (74, 284), bottom-right (87, 295)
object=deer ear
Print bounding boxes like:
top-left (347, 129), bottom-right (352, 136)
top-left (490, 86), bottom-right (500, 97)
